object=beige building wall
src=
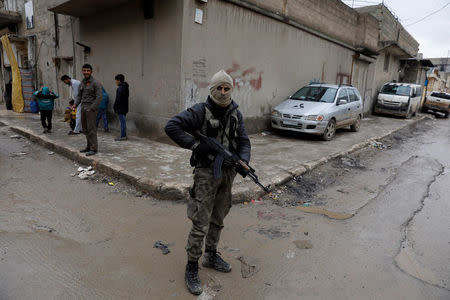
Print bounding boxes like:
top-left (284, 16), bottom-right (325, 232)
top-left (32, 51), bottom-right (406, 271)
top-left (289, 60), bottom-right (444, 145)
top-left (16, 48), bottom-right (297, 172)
top-left (369, 50), bottom-right (401, 107)
top-left (180, 0), bottom-right (355, 133)
top-left (76, 0), bottom-right (184, 137)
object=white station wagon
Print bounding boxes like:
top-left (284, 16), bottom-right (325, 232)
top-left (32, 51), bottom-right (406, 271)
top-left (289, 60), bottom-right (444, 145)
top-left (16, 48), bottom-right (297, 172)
top-left (271, 84), bottom-right (363, 140)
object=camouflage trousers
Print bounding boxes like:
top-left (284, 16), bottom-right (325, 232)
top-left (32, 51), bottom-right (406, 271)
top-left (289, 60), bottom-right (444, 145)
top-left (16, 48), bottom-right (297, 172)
top-left (186, 166), bottom-right (236, 262)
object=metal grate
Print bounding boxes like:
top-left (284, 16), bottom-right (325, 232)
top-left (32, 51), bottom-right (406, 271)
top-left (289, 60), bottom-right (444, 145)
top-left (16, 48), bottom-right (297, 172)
top-left (281, 123), bottom-right (303, 129)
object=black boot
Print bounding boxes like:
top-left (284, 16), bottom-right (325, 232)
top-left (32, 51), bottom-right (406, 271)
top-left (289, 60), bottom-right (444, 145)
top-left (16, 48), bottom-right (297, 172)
top-left (202, 251), bottom-right (232, 273)
top-left (185, 262), bottom-right (202, 295)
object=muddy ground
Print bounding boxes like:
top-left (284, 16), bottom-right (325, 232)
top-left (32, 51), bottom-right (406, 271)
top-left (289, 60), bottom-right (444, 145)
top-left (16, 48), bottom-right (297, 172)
top-left (0, 116), bottom-right (449, 300)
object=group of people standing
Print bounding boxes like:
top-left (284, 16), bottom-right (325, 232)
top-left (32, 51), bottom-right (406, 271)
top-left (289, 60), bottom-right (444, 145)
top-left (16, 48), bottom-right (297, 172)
top-left (32, 63), bottom-right (129, 156)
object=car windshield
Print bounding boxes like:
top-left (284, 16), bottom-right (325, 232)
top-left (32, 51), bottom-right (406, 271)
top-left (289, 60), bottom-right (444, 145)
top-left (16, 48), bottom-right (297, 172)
top-left (380, 84), bottom-right (411, 96)
top-left (430, 92), bottom-right (450, 100)
top-left (290, 87), bottom-right (337, 103)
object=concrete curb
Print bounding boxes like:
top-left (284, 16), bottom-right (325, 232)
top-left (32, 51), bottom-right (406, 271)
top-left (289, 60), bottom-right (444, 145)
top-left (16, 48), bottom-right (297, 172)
top-left (1, 115), bottom-right (428, 202)
top-left (232, 115), bottom-right (429, 202)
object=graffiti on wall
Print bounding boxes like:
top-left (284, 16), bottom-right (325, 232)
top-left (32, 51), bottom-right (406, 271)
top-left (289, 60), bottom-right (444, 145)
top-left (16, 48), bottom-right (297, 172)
top-left (226, 62), bottom-right (263, 91)
top-left (184, 59), bottom-right (264, 110)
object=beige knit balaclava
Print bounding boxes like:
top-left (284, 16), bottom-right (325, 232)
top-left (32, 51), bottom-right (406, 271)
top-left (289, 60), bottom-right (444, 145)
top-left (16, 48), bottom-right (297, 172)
top-left (209, 70), bottom-right (234, 107)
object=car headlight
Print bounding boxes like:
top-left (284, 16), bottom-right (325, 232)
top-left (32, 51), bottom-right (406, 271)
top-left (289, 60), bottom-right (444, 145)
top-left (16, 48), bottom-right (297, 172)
top-left (306, 115), bottom-right (324, 121)
top-left (271, 110), bottom-right (281, 117)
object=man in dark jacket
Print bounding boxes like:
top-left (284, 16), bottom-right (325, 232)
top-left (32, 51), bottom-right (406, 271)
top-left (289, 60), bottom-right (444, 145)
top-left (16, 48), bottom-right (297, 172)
top-left (73, 64), bottom-right (103, 156)
top-left (165, 70), bottom-right (251, 296)
top-left (113, 74), bottom-right (129, 141)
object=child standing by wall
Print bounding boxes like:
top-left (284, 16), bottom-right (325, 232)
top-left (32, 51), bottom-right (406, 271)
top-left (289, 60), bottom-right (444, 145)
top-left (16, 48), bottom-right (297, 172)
top-left (63, 100), bottom-right (76, 131)
top-left (34, 87), bottom-right (59, 133)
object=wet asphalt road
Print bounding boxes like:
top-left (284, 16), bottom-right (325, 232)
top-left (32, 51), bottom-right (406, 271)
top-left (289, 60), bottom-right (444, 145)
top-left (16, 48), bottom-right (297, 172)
top-left (0, 116), bottom-right (449, 299)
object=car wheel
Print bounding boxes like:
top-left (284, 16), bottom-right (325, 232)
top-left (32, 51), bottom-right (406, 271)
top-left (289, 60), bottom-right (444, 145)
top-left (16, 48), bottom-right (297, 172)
top-left (445, 112), bottom-right (449, 119)
top-left (321, 119), bottom-right (336, 141)
top-left (405, 106), bottom-right (412, 119)
top-left (350, 115), bottom-right (361, 132)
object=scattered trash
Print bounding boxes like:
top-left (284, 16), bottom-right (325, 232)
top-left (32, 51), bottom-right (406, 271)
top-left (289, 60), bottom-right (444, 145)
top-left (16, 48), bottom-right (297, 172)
top-left (251, 199), bottom-right (263, 204)
top-left (48, 151), bottom-right (55, 155)
top-left (10, 152), bottom-right (27, 157)
top-left (135, 191), bottom-right (143, 197)
top-left (108, 182), bottom-right (115, 186)
top-left (33, 224), bottom-right (56, 233)
top-left (70, 173), bottom-right (77, 177)
top-left (78, 170), bottom-right (95, 180)
top-left (370, 140), bottom-right (391, 150)
top-left (304, 231), bottom-right (309, 236)
top-left (293, 240), bottom-right (313, 249)
top-left (237, 256), bottom-right (259, 278)
top-left (285, 249), bottom-right (296, 259)
top-left (261, 131), bottom-right (272, 136)
top-left (154, 240), bottom-right (170, 254)
top-left (340, 157), bottom-right (366, 169)
top-left (74, 166), bottom-right (95, 180)
top-left (302, 203), bottom-right (311, 207)
top-left (77, 166), bottom-right (93, 172)
top-left (337, 189), bottom-right (349, 194)
top-left (243, 201), bottom-right (249, 205)
top-left (271, 194), bottom-right (279, 200)
top-left (10, 135), bottom-right (22, 139)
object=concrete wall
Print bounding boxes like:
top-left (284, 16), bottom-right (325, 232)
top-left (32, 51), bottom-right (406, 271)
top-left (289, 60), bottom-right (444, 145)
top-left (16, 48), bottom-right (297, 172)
top-left (180, 0), bottom-right (354, 133)
top-left (368, 50), bottom-right (401, 109)
top-left (356, 5), bottom-right (418, 57)
top-left (77, 0), bottom-right (184, 137)
top-left (240, 0), bottom-right (378, 50)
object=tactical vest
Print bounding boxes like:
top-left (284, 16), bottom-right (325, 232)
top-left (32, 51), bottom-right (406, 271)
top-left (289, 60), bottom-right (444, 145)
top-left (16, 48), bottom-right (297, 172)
top-left (193, 104), bottom-right (239, 166)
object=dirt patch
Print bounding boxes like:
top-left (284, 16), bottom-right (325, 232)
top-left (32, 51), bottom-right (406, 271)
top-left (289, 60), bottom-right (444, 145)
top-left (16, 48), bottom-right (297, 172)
top-left (257, 226), bottom-right (290, 239)
top-left (293, 240), bottom-right (313, 249)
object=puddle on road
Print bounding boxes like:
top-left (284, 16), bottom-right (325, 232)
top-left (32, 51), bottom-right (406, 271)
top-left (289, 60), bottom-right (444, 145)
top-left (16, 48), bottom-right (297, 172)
top-left (296, 206), bottom-right (353, 220)
top-left (396, 246), bottom-right (447, 290)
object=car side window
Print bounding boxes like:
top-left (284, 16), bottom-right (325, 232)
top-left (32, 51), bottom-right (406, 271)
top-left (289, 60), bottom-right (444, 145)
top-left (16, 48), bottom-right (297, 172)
top-left (348, 89), bottom-right (359, 102)
top-left (337, 89), bottom-right (349, 103)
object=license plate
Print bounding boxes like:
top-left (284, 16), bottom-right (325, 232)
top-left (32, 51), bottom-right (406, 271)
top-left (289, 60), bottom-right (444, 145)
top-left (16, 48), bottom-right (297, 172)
top-left (282, 120), bottom-right (298, 126)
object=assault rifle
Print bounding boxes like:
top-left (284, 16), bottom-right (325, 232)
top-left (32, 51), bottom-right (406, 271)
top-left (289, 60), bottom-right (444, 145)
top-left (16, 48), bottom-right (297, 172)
top-left (194, 131), bottom-right (270, 193)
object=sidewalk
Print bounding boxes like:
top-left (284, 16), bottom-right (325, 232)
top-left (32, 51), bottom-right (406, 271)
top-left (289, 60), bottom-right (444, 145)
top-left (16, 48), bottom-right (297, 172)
top-left (0, 108), bottom-right (427, 201)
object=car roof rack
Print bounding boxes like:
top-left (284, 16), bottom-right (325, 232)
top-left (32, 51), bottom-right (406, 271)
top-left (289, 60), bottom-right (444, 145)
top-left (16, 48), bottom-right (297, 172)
top-left (338, 83), bottom-right (353, 87)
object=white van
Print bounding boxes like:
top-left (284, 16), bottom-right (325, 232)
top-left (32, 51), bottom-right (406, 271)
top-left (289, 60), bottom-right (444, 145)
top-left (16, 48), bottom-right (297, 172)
top-left (374, 83), bottom-right (423, 118)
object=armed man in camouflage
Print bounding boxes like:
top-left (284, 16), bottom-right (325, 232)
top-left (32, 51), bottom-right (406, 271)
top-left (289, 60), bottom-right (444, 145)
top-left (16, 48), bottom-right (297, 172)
top-left (165, 70), bottom-right (251, 295)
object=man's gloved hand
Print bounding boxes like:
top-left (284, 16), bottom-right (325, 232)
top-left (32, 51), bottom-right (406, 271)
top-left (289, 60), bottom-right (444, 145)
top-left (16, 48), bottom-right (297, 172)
top-left (236, 162), bottom-right (249, 178)
top-left (193, 142), bottom-right (211, 157)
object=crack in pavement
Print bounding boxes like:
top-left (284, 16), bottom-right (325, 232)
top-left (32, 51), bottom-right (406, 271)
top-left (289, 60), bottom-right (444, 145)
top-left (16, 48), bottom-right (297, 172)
top-left (395, 162), bottom-right (448, 291)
